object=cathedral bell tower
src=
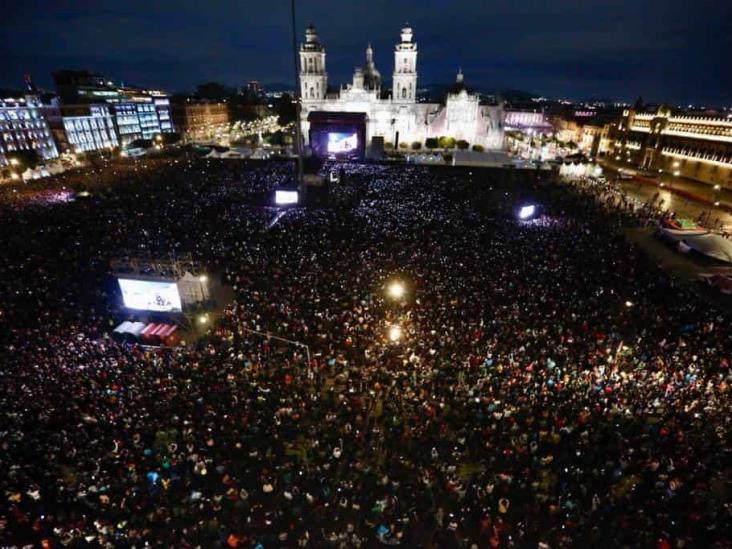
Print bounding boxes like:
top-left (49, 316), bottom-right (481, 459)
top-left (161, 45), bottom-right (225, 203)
top-left (300, 23), bottom-right (327, 101)
top-left (392, 24), bottom-right (417, 103)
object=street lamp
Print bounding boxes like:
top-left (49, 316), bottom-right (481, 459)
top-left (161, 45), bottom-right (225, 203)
top-left (388, 324), bottom-right (402, 342)
top-left (387, 280), bottom-right (406, 300)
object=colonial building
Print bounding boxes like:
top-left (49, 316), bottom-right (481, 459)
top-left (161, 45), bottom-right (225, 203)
top-left (298, 24), bottom-right (503, 150)
top-left (0, 95), bottom-right (58, 166)
top-left (171, 101), bottom-right (230, 140)
top-left (616, 107), bottom-right (732, 187)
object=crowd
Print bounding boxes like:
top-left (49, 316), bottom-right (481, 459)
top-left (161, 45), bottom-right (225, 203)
top-left (1, 157), bottom-right (730, 547)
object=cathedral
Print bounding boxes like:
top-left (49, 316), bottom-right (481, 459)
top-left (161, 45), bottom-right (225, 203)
top-left (298, 23), bottom-right (504, 152)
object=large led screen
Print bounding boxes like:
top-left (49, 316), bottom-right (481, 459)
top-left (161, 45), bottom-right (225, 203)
top-left (275, 190), bottom-right (299, 205)
top-left (327, 132), bottom-right (358, 153)
top-left (118, 279), bottom-right (182, 312)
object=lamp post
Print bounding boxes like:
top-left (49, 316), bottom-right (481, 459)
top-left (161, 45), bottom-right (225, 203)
top-left (707, 184), bottom-right (722, 225)
top-left (290, 0), bottom-right (304, 190)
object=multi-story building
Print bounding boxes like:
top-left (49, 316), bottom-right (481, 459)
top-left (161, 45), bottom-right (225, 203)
top-left (61, 104), bottom-right (118, 153)
top-left (0, 95), bottom-right (58, 166)
top-left (53, 70), bottom-right (123, 103)
top-left (172, 101), bottom-right (230, 140)
top-left (53, 71), bottom-right (175, 146)
top-left (616, 107), bottom-right (732, 187)
top-left (117, 88), bottom-right (174, 138)
top-left (503, 110), bottom-right (552, 135)
top-left (111, 102), bottom-right (142, 146)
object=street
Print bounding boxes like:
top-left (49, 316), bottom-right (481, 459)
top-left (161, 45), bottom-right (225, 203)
top-left (600, 160), bottom-right (732, 231)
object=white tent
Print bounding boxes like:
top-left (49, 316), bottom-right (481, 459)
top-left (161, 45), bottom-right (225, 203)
top-left (660, 229), bottom-right (732, 263)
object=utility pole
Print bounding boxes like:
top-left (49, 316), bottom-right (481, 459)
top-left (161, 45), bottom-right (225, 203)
top-left (291, 0), bottom-right (304, 190)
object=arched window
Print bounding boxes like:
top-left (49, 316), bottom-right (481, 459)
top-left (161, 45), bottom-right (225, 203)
top-left (308, 58), bottom-right (314, 72)
top-left (310, 87), bottom-right (315, 98)
top-left (402, 87), bottom-right (407, 99)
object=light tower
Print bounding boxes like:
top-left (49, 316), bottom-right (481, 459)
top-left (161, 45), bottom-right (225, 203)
top-left (392, 24), bottom-right (417, 103)
top-left (299, 23), bottom-right (327, 101)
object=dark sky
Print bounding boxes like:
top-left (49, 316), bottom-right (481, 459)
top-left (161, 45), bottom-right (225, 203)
top-left (2, 0), bottom-right (730, 106)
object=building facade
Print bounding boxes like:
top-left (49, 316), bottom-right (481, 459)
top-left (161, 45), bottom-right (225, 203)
top-left (298, 24), bottom-right (503, 150)
top-left (0, 95), bottom-right (58, 166)
top-left (503, 110), bottom-right (552, 135)
top-left (62, 104), bottom-right (118, 153)
top-left (172, 101), bottom-right (230, 140)
top-left (616, 108), bottom-right (732, 187)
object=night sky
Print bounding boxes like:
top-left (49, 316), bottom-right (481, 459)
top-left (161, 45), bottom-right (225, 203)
top-left (2, 0), bottom-right (730, 106)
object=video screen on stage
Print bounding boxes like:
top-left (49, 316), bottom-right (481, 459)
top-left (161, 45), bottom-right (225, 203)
top-left (118, 278), bottom-right (182, 312)
top-left (327, 132), bottom-right (358, 154)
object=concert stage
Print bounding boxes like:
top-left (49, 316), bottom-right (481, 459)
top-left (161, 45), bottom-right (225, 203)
top-left (307, 111), bottom-right (366, 160)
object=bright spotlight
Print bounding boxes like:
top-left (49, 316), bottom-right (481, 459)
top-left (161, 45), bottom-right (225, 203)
top-left (518, 205), bottom-right (536, 219)
top-left (387, 281), bottom-right (405, 300)
top-left (625, 300), bottom-right (634, 308)
top-left (198, 314), bottom-right (209, 325)
top-left (388, 325), bottom-right (402, 342)
top-left (199, 275), bottom-right (208, 283)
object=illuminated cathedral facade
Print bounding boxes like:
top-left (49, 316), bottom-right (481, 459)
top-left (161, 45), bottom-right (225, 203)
top-left (298, 24), bottom-right (504, 150)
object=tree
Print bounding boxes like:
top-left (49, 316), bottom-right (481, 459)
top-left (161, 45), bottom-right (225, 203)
top-left (457, 140), bottom-right (470, 150)
top-left (275, 93), bottom-right (296, 126)
top-left (425, 137), bottom-right (438, 149)
top-left (472, 144), bottom-right (484, 152)
top-left (399, 142), bottom-right (409, 149)
top-left (264, 131), bottom-right (287, 146)
top-left (384, 142), bottom-right (394, 150)
top-left (438, 136), bottom-right (456, 149)
top-left (159, 132), bottom-right (182, 145)
top-left (411, 141), bottom-right (422, 150)
top-left (196, 82), bottom-right (230, 101)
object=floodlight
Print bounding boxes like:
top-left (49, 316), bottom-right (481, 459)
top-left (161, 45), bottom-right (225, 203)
top-left (388, 325), bottom-right (402, 342)
top-left (387, 281), bottom-right (405, 299)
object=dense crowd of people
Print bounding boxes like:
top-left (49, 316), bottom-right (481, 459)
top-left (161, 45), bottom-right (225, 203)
top-left (1, 157), bottom-right (730, 547)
